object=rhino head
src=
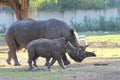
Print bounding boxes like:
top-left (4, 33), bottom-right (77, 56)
top-left (67, 44), bottom-right (96, 62)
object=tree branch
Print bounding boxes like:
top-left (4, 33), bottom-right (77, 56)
top-left (0, 2), bottom-right (10, 6)
top-left (8, 0), bottom-right (20, 9)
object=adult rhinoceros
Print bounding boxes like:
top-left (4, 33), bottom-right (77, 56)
top-left (5, 18), bottom-right (84, 66)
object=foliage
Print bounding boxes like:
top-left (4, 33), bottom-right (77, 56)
top-left (1, 0), bottom-right (120, 11)
top-left (36, 0), bottom-right (120, 11)
top-left (80, 0), bottom-right (104, 10)
top-left (38, 0), bottom-right (58, 11)
top-left (29, 0), bottom-right (44, 9)
top-left (0, 68), bottom-right (64, 80)
top-left (0, 24), bottom-right (6, 33)
top-left (71, 16), bottom-right (120, 32)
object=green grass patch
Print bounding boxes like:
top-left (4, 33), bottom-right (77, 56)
top-left (78, 31), bottom-right (120, 36)
top-left (0, 48), bottom-right (120, 79)
top-left (0, 68), bottom-right (64, 80)
top-left (87, 34), bottom-right (120, 43)
top-left (78, 31), bottom-right (120, 43)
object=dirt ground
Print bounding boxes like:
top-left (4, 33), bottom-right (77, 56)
top-left (0, 45), bottom-right (120, 80)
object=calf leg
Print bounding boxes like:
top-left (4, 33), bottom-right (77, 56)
top-left (33, 56), bottom-right (39, 67)
top-left (50, 58), bottom-right (56, 66)
top-left (45, 54), bottom-right (70, 66)
top-left (28, 57), bottom-right (33, 70)
top-left (44, 58), bottom-right (50, 66)
top-left (28, 49), bottom-right (35, 69)
top-left (46, 58), bottom-right (51, 69)
top-left (56, 55), bottom-right (66, 69)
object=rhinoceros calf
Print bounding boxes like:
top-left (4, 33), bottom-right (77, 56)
top-left (5, 18), bottom-right (81, 66)
top-left (27, 38), bottom-right (81, 69)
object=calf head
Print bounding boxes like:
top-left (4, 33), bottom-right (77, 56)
top-left (66, 42), bottom-right (84, 62)
top-left (67, 44), bottom-right (96, 62)
top-left (75, 46), bottom-right (96, 62)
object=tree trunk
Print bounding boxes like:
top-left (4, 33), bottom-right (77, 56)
top-left (0, 0), bottom-right (29, 20)
top-left (8, 0), bottom-right (29, 20)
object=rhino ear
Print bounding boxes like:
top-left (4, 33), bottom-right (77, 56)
top-left (70, 29), bottom-right (74, 35)
top-left (65, 39), bottom-right (68, 43)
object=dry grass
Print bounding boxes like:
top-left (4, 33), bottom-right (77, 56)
top-left (0, 45), bottom-right (120, 80)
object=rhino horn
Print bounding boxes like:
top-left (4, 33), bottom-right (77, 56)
top-left (85, 51), bottom-right (96, 57)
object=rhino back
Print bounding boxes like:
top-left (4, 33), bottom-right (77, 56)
top-left (46, 19), bottom-right (80, 46)
top-left (44, 19), bottom-right (71, 39)
top-left (6, 19), bottom-right (47, 48)
top-left (6, 18), bottom-right (73, 49)
top-left (27, 38), bottom-right (66, 57)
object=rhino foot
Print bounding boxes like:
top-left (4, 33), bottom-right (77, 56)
top-left (62, 65), bottom-right (66, 69)
top-left (6, 59), bottom-right (11, 65)
top-left (63, 60), bottom-right (70, 65)
top-left (33, 63), bottom-right (38, 67)
top-left (14, 63), bottom-right (21, 66)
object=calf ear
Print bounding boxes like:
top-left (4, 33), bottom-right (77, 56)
top-left (85, 45), bottom-right (89, 49)
top-left (85, 45), bottom-right (89, 47)
top-left (69, 29), bottom-right (74, 35)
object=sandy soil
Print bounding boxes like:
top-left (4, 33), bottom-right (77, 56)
top-left (0, 45), bottom-right (120, 80)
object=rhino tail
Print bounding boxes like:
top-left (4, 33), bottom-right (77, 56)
top-left (5, 34), bottom-right (20, 51)
top-left (27, 46), bottom-right (36, 59)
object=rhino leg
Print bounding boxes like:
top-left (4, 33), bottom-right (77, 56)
top-left (46, 58), bottom-right (51, 69)
top-left (28, 57), bottom-right (34, 70)
top-left (56, 55), bottom-right (66, 69)
top-left (6, 50), bottom-right (12, 65)
top-left (45, 54), bottom-right (70, 66)
top-left (5, 35), bottom-right (20, 66)
top-left (44, 58), bottom-right (50, 66)
top-left (13, 53), bottom-right (20, 66)
top-left (28, 48), bottom-right (35, 69)
top-left (50, 58), bottom-right (56, 66)
top-left (33, 56), bottom-right (39, 67)
top-left (62, 54), bottom-right (70, 65)
top-left (6, 49), bottom-right (20, 66)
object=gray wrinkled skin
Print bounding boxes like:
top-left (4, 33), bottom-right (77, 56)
top-left (5, 18), bottom-right (80, 66)
top-left (27, 38), bottom-right (81, 69)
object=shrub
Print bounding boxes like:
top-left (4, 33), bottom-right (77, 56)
top-left (71, 16), bottom-right (120, 32)
top-left (0, 24), bottom-right (6, 33)
top-left (35, 0), bottom-right (120, 11)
